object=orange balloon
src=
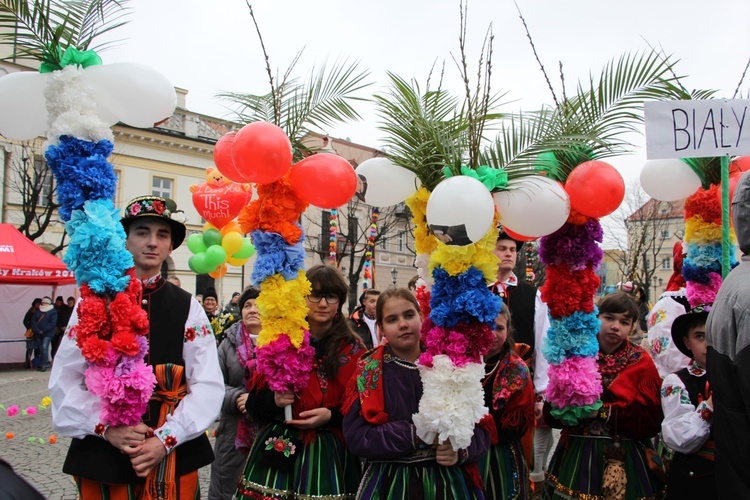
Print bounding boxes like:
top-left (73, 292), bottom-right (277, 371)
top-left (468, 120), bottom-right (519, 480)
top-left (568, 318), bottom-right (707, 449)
top-left (221, 220), bottom-right (242, 236)
top-left (209, 265), bottom-right (228, 279)
top-left (203, 221), bottom-right (217, 233)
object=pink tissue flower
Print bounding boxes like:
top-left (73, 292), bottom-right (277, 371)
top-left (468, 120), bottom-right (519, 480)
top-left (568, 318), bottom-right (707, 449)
top-left (6, 405), bottom-right (19, 417)
top-left (25, 407), bottom-right (37, 415)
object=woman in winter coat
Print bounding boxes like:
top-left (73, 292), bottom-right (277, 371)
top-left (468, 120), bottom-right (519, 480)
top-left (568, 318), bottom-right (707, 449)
top-left (31, 296), bottom-right (57, 372)
top-left (208, 287), bottom-right (261, 500)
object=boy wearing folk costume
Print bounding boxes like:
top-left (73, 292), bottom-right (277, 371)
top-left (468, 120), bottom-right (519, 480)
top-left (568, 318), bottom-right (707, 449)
top-left (50, 196), bottom-right (223, 499)
top-left (660, 305), bottom-right (715, 499)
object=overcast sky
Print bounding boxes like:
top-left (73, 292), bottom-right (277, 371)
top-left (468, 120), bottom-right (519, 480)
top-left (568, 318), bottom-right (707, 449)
top-left (99, 0), bottom-right (750, 187)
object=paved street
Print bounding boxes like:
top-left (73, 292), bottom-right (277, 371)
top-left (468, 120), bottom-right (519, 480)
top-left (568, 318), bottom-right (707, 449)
top-left (0, 367), bottom-right (217, 500)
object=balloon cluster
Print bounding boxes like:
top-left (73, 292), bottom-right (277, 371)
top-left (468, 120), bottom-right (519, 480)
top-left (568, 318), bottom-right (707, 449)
top-left (425, 159), bottom-right (625, 246)
top-left (214, 122), bottom-right (358, 209)
top-left (187, 221), bottom-right (255, 278)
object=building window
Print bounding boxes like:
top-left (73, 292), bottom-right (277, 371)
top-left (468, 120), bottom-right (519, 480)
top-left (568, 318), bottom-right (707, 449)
top-left (662, 257), bottom-right (671, 270)
top-left (152, 176), bottom-right (173, 198)
top-left (660, 229), bottom-right (670, 239)
top-left (397, 232), bottom-right (404, 252)
top-left (379, 237), bottom-right (387, 251)
top-left (34, 157), bottom-right (54, 206)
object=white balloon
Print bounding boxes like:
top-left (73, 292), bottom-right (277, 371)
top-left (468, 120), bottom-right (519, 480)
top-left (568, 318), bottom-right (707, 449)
top-left (493, 176), bottom-right (570, 238)
top-left (0, 71), bottom-right (50, 140)
top-left (81, 63), bottom-right (176, 128)
top-left (354, 157), bottom-right (421, 206)
top-left (640, 159), bottom-right (702, 201)
top-left (426, 176), bottom-right (494, 246)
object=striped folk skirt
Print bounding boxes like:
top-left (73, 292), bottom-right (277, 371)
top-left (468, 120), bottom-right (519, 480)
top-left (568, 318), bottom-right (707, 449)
top-left (480, 440), bottom-right (531, 499)
top-left (235, 422), bottom-right (359, 499)
top-left (544, 434), bottom-right (664, 500)
top-left (356, 459), bottom-right (485, 500)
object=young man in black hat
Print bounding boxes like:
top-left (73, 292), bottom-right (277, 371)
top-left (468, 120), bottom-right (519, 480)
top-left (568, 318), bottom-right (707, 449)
top-left (49, 195), bottom-right (223, 498)
top-left (660, 305), bottom-right (715, 499)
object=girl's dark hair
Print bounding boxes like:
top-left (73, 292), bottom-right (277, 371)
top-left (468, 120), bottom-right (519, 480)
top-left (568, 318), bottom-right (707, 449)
top-left (306, 265), bottom-right (358, 377)
top-left (375, 287), bottom-right (421, 327)
top-left (496, 302), bottom-right (516, 357)
top-left (597, 291), bottom-right (639, 320)
top-left (238, 286), bottom-right (260, 311)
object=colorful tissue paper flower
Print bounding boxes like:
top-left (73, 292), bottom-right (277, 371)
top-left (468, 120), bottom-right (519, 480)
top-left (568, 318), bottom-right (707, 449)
top-left (421, 319), bottom-right (495, 367)
top-left (256, 271), bottom-right (310, 347)
top-left (64, 199), bottom-right (134, 294)
top-left (428, 227), bottom-right (499, 282)
top-left (540, 265), bottom-right (599, 319)
top-left (412, 355), bottom-right (487, 450)
top-left (682, 261), bottom-right (718, 284)
top-left (684, 185), bottom-right (722, 223)
top-left (49, 435), bottom-right (57, 444)
top-left (255, 332), bottom-right (315, 393)
top-left (538, 219), bottom-right (604, 271)
top-left (429, 267), bottom-right (502, 327)
top-left (543, 310), bottom-right (601, 365)
top-left (238, 172), bottom-right (308, 245)
top-left (6, 405), bottom-right (19, 417)
top-left (250, 229), bottom-right (306, 284)
top-left (686, 272), bottom-right (723, 308)
top-left (44, 135), bottom-right (117, 221)
top-left (40, 396), bottom-right (52, 408)
top-left (545, 356), bottom-right (602, 409)
top-left (415, 285), bottom-right (431, 318)
top-left (405, 187), bottom-right (437, 256)
top-left (685, 216), bottom-right (724, 245)
top-left (686, 243), bottom-right (723, 268)
top-left (25, 407), bottom-right (37, 415)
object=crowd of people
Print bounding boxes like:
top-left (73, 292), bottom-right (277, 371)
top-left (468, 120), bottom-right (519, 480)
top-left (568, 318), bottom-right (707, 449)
top-left (27, 177), bottom-right (749, 500)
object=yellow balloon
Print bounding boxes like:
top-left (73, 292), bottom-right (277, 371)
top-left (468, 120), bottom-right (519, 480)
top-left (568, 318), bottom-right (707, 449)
top-left (221, 220), bottom-right (242, 236)
top-left (203, 221), bottom-right (217, 233)
top-left (227, 256), bottom-right (249, 267)
top-left (221, 231), bottom-right (244, 255)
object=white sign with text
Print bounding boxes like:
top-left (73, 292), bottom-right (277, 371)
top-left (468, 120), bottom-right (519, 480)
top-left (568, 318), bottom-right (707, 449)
top-left (644, 99), bottom-right (750, 159)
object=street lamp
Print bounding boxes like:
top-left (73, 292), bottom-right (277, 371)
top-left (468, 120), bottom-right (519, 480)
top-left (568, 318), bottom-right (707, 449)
top-left (390, 267), bottom-right (398, 286)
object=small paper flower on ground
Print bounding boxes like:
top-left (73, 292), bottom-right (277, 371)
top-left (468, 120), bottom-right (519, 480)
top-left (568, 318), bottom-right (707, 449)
top-left (49, 435), bottom-right (57, 444)
top-left (5, 432), bottom-right (14, 439)
top-left (40, 396), bottom-right (52, 408)
top-left (6, 405), bottom-right (19, 416)
top-left (24, 407), bottom-right (37, 415)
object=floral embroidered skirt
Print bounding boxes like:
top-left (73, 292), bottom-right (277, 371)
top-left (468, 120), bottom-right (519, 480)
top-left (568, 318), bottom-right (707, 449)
top-left (235, 422), bottom-right (359, 500)
top-left (356, 458), bottom-right (485, 500)
top-left (544, 434), bottom-right (664, 500)
top-left (479, 440), bottom-right (530, 500)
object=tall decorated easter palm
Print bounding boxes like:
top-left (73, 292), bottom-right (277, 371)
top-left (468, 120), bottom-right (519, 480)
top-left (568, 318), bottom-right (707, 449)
top-left (484, 49), bottom-right (679, 428)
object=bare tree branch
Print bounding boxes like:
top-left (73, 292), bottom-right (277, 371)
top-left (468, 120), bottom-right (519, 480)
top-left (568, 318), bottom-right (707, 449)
top-left (514, 1), bottom-right (558, 107)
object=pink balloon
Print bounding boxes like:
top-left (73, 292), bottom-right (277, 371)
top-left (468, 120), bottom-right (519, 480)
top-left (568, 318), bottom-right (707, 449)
top-left (290, 154), bottom-right (357, 209)
top-left (231, 122), bottom-right (292, 184)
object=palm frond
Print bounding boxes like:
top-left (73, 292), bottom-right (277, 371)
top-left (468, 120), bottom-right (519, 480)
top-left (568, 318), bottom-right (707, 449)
top-left (0, 0), bottom-right (130, 65)
top-left (374, 72), bottom-right (469, 190)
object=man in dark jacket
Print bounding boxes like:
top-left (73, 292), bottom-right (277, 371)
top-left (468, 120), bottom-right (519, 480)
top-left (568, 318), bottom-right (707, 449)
top-left (31, 296), bottom-right (57, 372)
top-left (706, 170), bottom-right (750, 498)
top-left (348, 289), bottom-right (380, 349)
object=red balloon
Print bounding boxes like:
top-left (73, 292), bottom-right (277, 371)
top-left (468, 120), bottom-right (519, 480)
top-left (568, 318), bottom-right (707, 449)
top-left (214, 132), bottom-right (250, 183)
top-left (191, 182), bottom-right (252, 229)
top-left (730, 156), bottom-right (750, 175)
top-left (564, 160), bottom-right (624, 218)
top-left (716, 170), bottom-right (744, 205)
top-left (231, 122), bottom-right (292, 184)
top-left (289, 153), bottom-right (357, 209)
top-left (502, 227), bottom-right (537, 242)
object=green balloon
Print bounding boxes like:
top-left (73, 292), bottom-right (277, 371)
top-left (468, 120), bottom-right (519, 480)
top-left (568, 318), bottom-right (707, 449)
top-left (186, 233), bottom-right (207, 254)
top-left (205, 244), bottom-right (228, 267)
top-left (232, 238), bottom-right (256, 259)
top-left (203, 228), bottom-right (223, 247)
top-left (189, 253), bottom-right (212, 274)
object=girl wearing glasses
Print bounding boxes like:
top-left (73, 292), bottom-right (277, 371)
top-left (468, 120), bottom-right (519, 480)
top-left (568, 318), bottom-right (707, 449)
top-left (237, 265), bottom-right (366, 500)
